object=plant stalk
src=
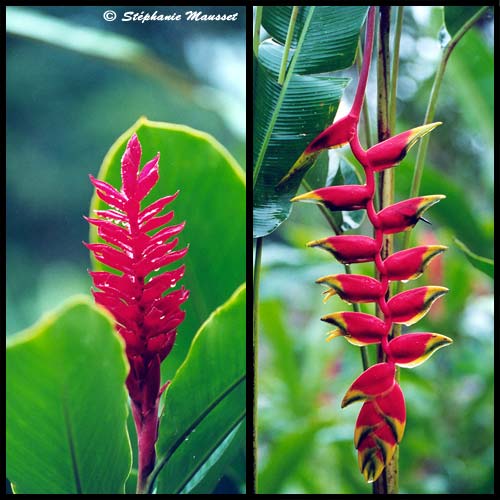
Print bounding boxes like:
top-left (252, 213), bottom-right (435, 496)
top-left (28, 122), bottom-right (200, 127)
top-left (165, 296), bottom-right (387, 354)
top-left (133, 400), bottom-right (160, 494)
top-left (356, 41), bottom-right (373, 150)
top-left (252, 237), bottom-right (263, 494)
top-left (388, 7), bottom-right (404, 133)
top-left (278, 6), bottom-right (299, 85)
top-left (373, 6), bottom-right (398, 495)
top-left (394, 5), bottom-right (489, 302)
top-left (253, 6), bottom-right (263, 57)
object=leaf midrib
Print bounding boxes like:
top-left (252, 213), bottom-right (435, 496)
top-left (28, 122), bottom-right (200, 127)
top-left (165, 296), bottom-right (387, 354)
top-left (61, 388), bottom-right (82, 494)
top-left (148, 374), bottom-right (245, 493)
top-left (175, 412), bottom-right (246, 494)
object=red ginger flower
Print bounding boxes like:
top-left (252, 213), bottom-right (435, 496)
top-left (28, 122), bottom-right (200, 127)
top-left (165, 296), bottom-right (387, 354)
top-left (84, 133), bottom-right (188, 490)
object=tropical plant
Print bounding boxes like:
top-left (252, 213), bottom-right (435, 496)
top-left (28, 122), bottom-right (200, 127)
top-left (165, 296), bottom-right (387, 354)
top-left (7, 119), bottom-right (246, 494)
top-left (253, 5), bottom-right (493, 494)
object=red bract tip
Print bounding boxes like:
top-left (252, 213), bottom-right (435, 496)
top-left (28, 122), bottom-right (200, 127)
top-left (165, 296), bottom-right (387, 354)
top-left (292, 185), bottom-right (371, 211)
top-left (308, 235), bottom-right (379, 264)
top-left (316, 274), bottom-right (384, 304)
top-left (377, 195), bottom-right (445, 234)
top-left (304, 113), bottom-right (358, 154)
top-left (341, 362), bottom-right (396, 408)
top-left (366, 123), bottom-right (441, 171)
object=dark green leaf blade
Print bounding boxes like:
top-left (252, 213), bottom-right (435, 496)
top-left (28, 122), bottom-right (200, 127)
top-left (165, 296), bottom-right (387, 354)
top-left (253, 46), bottom-right (349, 237)
top-left (443, 6), bottom-right (483, 38)
top-left (262, 6), bottom-right (369, 74)
top-left (182, 420), bottom-right (246, 494)
top-left (6, 297), bottom-right (131, 494)
top-left (153, 284), bottom-right (246, 494)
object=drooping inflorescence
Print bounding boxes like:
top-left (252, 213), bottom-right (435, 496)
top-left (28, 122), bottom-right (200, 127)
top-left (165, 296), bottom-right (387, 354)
top-left (287, 7), bottom-right (452, 483)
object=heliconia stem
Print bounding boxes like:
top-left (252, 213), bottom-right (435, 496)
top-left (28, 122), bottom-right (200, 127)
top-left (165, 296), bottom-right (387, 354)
top-left (290, 5), bottom-right (452, 486)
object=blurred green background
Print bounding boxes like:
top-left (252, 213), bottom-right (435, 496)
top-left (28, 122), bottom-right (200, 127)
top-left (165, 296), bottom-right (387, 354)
top-left (6, 5), bottom-right (246, 494)
top-left (6, 5), bottom-right (245, 332)
top-left (256, 6), bottom-right (493, 494)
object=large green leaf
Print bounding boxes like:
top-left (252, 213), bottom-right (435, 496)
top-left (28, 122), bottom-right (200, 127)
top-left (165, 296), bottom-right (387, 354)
top-left (6, 297), bottom-right (131, 494)
top-left (89, 117), bottom-right (246, 380)
top-left (253, 49), bottom-right (349, 237)
top-left (445, 27), bottom-right (493, 153)
top-left (151, 284), bottom-right (246, 493)
top-left (181, 419), bottom-right (246, 494)
top-left (262, 6), bottom-right (368, 74)
top-left (253, 6), bottom-right (369, 238)
top-left (443, 6), bottom-right (483, 38)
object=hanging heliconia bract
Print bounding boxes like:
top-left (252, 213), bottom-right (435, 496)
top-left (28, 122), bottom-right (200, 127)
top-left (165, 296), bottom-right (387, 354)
top-left (286, 6), bottom-right (452, 483)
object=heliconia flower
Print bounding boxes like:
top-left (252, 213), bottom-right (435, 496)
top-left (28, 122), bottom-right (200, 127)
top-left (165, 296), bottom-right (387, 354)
top-left (276, 113), bottom-right (360, 188)
top-left (384, 245), bottom-right (447, 282)
top-left (84, 133), bottom-right (189, 488)
top-left (307, 235), bottom-right (379, 264)
top-left (377, 195), bottom-right (445, 234)
top-left (366, 122), bottom-right (441, 171)
top-left (354, 383), bottom-right (405, 483)
top-left (304, 113), bottom-right (359, 154)
top-left (316, 274), bottom-right (383, 304)
top-left (283, 5), bottom-right (451, 486)
top-left (321, 311), bottom-right (387, 345)
top-left (388, 286), bottom-right (448, 325)
top-left (388, 332), bottom-right (453, 368)
top-left (356, 422), bottom-right (396, 483)
top-left (370, 383), bottom-right (406, 444)
top-left (291, 184), bottom-right (371, 211)
top-left (341, 362), bottom-right (396, 408)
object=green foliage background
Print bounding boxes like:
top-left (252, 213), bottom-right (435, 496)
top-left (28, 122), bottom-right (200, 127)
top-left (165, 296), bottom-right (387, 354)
top-left (256, 6), bottom-right (493, 494)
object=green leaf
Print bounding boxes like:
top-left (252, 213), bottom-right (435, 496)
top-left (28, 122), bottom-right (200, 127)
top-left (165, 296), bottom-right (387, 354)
top-left (254, 6), bottom-right (369, 238)
top-left (454, 238), bottom-right (493, 279)
top-left (445, 27), bottom-right (494, 151)
top-left (6, 296), bottom-right (131, 494)
top-left (182, 420), bottom-right (246, 494)
top-left (261, 6), bottom-right (369, 74)
top-left (443, 6), bottom-right (483, 38)
top-left (152, 284), bottom-right (246, 494)
top-left (89, 117), bottom-right (246, 380)
top-left (125, 470), bottom-right (138, 494)
top-left (258, 420), bottom-right (330, 494)
top-left (253, 50), bottom-right (349, 237)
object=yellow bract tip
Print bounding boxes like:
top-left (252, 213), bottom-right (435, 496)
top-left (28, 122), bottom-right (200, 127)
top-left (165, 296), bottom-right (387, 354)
top-left (326, 329), bottom-right (342, 342)
top-left (290, 191), bottom-right (320, 203)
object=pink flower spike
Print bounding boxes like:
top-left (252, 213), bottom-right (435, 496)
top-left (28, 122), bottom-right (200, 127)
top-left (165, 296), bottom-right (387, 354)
top-left (84, 133), bottom-right (188, 492)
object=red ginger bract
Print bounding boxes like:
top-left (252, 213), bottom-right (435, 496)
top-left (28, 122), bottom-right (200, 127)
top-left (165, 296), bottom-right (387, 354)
top-left (85, 133), bottom-right (188, 492)
top-left (290, 6), bottom-right (452, 484)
